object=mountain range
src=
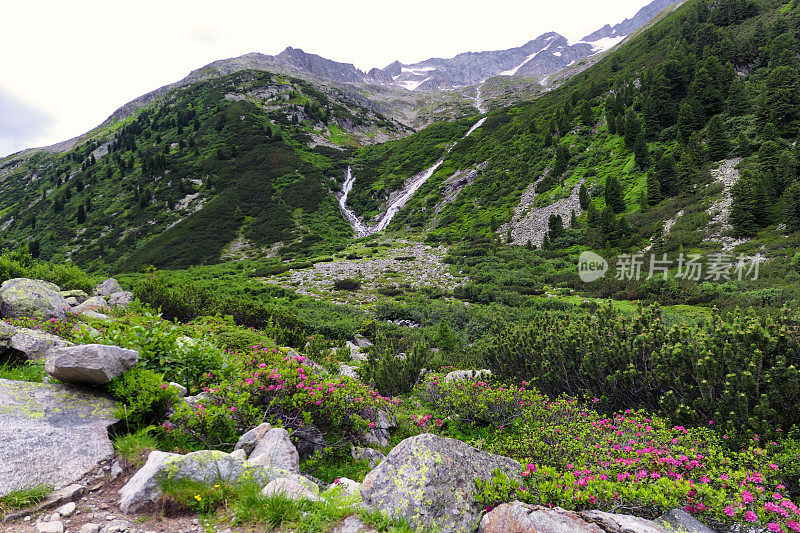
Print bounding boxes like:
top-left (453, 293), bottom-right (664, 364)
top-left (2, 0), bottom-right (796, 289)
top-left (99, 0), bottom-right (682, 132)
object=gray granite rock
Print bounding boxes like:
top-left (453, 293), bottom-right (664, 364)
top-left (11, 328), bottom-right (74, 360)
top-left (360, 433), bottom-right (522, 532)
top-left (656, 509), bottom-right (718, 533)
top-left (108, 292), bottom-right (134, 309)
top-left (0, 378), bottom-right (116, 497)
top-left (480, 502), bottom-right (604, 533)
top-left (0, 278), bottom-right (69, 320)
top-left (249, 427), bottom-right (300, 473)
top-left (45, 344), bottom-right (138, 385)
top-left (260, 477), bottom-right (319, 501)
top-left (580, 510), bottom-right (670, 533)
top-left (71, 296), bottom-right (109, 315)
top-left (92, 279), bottom-right (123, 297)
top-left (118, 449), bottom-right (299, 513)
top-left (233, 422), bottom-right (272, 456)
top-left (351, 446), bottom-right (385, 468)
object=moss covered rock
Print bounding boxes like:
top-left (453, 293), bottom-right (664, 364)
top-left (0, 278), bottom-right (70, 320)
top-left (360, 433), bottom-right (523, 532)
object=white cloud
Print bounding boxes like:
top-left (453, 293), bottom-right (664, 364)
top-left (0, 0), bottom-right (651, 157)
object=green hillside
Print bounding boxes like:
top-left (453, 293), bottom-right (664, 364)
top-left (0, 71), bottom-right (408, 271)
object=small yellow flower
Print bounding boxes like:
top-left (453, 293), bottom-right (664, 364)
top-left (213, 484), bottom-right (220, 488)
top-left (194, 495), bottom-right (202, 501)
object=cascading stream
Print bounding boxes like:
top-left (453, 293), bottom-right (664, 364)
top-left (338, 81), bottom-right (487, 237)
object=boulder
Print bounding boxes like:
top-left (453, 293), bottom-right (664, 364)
top-left (445, 369), bottom-right (492, 383)
top-left (249, 427), bottom-right (300, 473)
top-left (60, 290), bottom-right (89, 305)
top-left (234, 422), bottom-right (272, 456)
top-left (360, 433), bottom-right (523, 532)
top-left (346, 341), bottom-right (367, 362)
top-left (118, 450), bottom-right (180, 513)
top-left (71, 296), bottom-right (109, 315)
top-left (580, 510), bottom-right (671, 533)
top-left (0, 378), bottom-right (117, 497)
top-left (480, 502), bottom-right (604, 533)
top-left (229, 449), bottom-right (247, 461)
top-left (9, 328), bottom-right (75, 361)
top-left (45, 344), bottom-right (139, 385)
top-left (656, 509), bottom-right (718, 533)
top-left (92, 278), bottom-right (123, 297)
top-left (351, 446), bottom-right (385, 468)
top-left (168, 382), bottom-right (187, 397)
top-left (0, 278), bottom-right (69, 320)
top-left (354, 335), bottom-right (372, 348)
top-left (339, 363), bottom-right (359, 379)
top-left (118, 449), bottom-right (296, 513)
top-left (108, 291), bottom-right (134, 308)
top-left (0, 321), bottom-right (16, 352)
top-left (79, 310), bottom-right (110, 321)
top-left (260, 477), bottom-right (319, 501)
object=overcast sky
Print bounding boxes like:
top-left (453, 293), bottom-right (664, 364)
top-left (0, 0), bottom-right (651, 158)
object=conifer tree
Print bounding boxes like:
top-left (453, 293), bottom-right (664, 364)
top-left (730, 171), bottom-right (769, 235)
top-left (634, 132), bottom-right (651, 168)
top-left (553, 144), bottom-right (569, 176)
top-left (548, 213), bottom-right (564, 241)
top-left (654, 153), bottom-right (678, 197)
top-left (76, 204), bottom-right (86, 224)
top-left (624, 109), bottom-right (640, 149)
top-left (605, 175), bottom-right (626, 213)
top-left (727, 78), bottom-right (750, 116)
top-left (579, 183), bottom-right (590, 210)
top-left (587, 202), bottom-right (599, 227)
top-left (579, 100), bottom-right (594, 127)
top-left (736, 132), bottom-right (752, 156)
top-left (783, 180), bottom-right (800, 232)
top-left (706, 115), bottom-right (730, 161)
top-left (647, 171), bottom-right (663, 205)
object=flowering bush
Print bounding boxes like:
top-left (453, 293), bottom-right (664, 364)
top-left (422, 374), bottom-right (800, 531)
top-left (168, 344), bottom-right (399, 449)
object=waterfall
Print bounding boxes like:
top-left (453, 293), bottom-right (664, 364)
top-left (338, 82), bottom-right (487, 237)
top-left (338, 167), bottom-right (368, 237)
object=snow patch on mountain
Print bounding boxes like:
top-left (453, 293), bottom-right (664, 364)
top-left (499, 37), bottom-right (557, 76)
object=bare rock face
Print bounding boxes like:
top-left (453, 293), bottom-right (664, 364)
top-left (44, 344), bottom-right (139, 385)
top-left (360, 433), bottom-right (522, 532)
top-left (0, 378), bottom-right (117, 497)
top-left (0, 278), bottom-right (70, 320)
top-left (480, 502), bottom-right (605, 533)
top-left (92, 278), bottom-right (123, 297)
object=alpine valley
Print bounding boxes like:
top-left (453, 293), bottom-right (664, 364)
top-left (3, 0), bottom-right (800, 531)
